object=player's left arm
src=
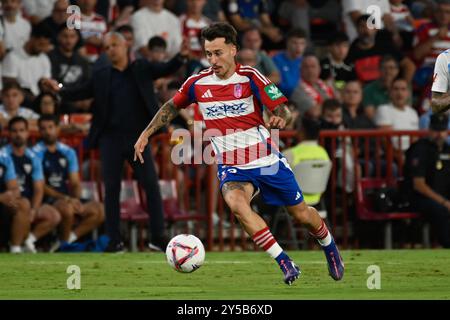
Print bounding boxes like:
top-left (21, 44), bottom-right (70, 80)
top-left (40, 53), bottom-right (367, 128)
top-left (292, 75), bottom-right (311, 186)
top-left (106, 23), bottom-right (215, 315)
top-left (266, 103), bottom-right (292, 129)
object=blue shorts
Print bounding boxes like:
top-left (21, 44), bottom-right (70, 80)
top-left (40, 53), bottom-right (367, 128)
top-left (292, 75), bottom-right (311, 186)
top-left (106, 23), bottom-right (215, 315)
top-left (217, 158), bottom-right (304, 206)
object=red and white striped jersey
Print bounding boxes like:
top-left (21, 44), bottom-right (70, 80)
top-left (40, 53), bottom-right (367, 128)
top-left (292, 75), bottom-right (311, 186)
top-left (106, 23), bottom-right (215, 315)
top-left (415, 22), bottom-right (450, 66)
top-left (173, 64), bottom-right (288, 169)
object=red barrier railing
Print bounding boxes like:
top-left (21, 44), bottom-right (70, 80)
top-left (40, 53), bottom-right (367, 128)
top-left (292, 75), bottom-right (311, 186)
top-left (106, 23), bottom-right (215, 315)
top-left (21, 129), bottom-right (448, 250)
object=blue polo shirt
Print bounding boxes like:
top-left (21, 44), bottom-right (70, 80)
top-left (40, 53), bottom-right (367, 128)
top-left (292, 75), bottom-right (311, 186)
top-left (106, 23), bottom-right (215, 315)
top-left (272, 52), bottom-right (302, 98)
top-left (0, 150), bottom-right (17, 193)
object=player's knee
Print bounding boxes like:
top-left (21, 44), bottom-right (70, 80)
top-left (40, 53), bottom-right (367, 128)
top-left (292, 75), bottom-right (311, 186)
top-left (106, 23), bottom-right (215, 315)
top-left (18, 198), bottom-right (31, 212)
top-left (223, 193), bottom-right (248, 214)
top-left (45, 206), bottom-right (62, 226)
top-left (288, 202), bottom-right (311, 223)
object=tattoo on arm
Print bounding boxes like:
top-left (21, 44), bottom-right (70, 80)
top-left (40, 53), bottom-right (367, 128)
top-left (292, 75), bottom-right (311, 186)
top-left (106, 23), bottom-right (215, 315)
top-left (431, 91), bottom-right (450, 114)
top-left (272, 103), bottom-right (292, 125)
top-left (143, 98), bottom-right (179, 137)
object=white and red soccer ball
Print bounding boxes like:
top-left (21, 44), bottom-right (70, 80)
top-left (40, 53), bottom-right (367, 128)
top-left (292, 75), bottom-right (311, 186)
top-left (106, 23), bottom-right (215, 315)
top-left (166, 234), bottom-right (205, 273)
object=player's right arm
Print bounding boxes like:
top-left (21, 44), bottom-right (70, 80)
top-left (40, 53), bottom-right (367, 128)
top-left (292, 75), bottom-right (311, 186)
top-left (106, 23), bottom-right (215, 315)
top-left (134, 98), bottom-right (179, 163)
top-left (431, 51), bottom-right (450, 114)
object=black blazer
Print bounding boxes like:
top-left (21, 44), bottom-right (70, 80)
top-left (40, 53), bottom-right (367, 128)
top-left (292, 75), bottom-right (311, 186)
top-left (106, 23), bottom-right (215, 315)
top-left (60, 54), bottom-right (186, 147)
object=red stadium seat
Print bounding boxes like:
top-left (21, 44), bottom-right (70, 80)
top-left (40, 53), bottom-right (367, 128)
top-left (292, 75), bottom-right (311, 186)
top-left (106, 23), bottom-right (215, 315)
top-left (355, 177), bottom-right (424, 248)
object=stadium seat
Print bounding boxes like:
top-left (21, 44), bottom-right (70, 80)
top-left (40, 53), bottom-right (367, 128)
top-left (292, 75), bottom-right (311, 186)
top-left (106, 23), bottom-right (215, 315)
top-left (355, 177), bottom-right (428, 249)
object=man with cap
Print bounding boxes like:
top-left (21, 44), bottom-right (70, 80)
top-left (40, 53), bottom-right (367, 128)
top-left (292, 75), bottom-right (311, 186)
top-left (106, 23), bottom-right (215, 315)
top-left (403, 113), bottom-right (450, 248)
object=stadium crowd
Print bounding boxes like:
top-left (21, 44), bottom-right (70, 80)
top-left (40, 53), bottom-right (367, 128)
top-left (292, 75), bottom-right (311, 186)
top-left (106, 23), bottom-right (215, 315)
top-left (0, 0), bottom-right (449, 252)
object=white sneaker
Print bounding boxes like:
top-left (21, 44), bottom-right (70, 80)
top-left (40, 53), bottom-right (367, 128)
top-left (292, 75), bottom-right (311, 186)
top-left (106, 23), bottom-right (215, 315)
top-left (24, 238), bottom-right (37, 253)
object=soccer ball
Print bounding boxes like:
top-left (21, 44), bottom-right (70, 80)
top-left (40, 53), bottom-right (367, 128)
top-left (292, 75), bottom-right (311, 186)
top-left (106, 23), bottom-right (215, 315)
top-left (166, 234), bottom-right (205, 273)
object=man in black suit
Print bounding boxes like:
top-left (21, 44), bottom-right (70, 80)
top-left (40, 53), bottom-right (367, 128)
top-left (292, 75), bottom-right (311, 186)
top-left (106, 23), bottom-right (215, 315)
top-left (41, 32), bottom-right (189, 251)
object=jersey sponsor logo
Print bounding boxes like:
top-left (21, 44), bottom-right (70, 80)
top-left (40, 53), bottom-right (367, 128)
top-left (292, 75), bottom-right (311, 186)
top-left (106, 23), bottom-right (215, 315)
top-left (234, 83), bottom-right (242, 98)
top-left (205, 102), bottom-right (248, 118)
top-left (264, 84), bottom-right (283, 101)
top-left (59, 158), bottom-right (67, 168)
top-left (24, 163), bottom-right (32, 174)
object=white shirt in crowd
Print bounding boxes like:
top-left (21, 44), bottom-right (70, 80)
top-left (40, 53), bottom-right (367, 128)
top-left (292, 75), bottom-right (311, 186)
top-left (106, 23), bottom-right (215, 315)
top-left (0, 104), bottom-right (40, 120)
top-left (131, 6), bottom-right (182, 58)
top-left (432, 49), bottom-right (450, 94)
top-left (1, 13), bottom-right (31, 52)
top-left (22, 0), bottom-right (57, 21)
top-left (2, 47), bottom-right (51, 96)
top-left (375, 103), bottom-right (419, 150)
top-left (342, 0), bottom-right (391, 42)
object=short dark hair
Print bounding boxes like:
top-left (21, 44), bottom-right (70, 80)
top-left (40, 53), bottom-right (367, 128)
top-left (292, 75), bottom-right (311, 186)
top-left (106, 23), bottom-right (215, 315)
top-left (299, 116), bottom-right (321, 140)
top-left (356, 14), bottom-right (371, 27)
top-left (328, 32), bottom-right (349, 46)
top-left (31, 22), bottom-right (53, 39)
top-left (38, 114), bottom-right (59, 127)
top-left (8, 116), bottom-right (28, 131)
top-left (322, 99), bottom-right (342, 113)
top-left (115, 24), bottom-right (133, 34)
top-left (286, 28), bottom-right (307, 41)
top-left (201, 22), bottom-right (238, 47)
top-left (380, 55), bottom-right (399, 69)
top-left (33, 92), bottom-right (60, 115)
top-left (2, 81), bottom-right (23, 94)
top-left (391, 76), bottom-right (408, 87)
top-left (148, 36), bottom-right (167, 50)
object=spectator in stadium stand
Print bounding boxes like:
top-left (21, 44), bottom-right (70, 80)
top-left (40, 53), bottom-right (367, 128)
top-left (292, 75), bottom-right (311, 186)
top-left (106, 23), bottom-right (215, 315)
top-left (0, 82), bottom-right (40, 131)
top-left (2, 23), bottom-right (52, 108)
top-left (402, 113), bottom-right (450, 248)
top-left (272, 28), bottom-right (307, 98)
top-left (3, 117), bottom-right (61, 253)
top-left (413, 0), bottom-right (450, 87)
top-left (223, 0), bottom-right (283, 49)
top-left (320, 32), bottom-right (357, 93)
top-left (22, 0), bottom-right (58, 25)
top-left (241, 27), bottom-right (281, 84)
top-left (78, 0), bottom-right (108, 63)
top-left (40, 32), bottom-right (190, 252)
top-left (342, 0), bottom-right (399, 43)
top-left (375, 77), bottom-right (419, 159)
top-left (290, 54), bottom-right (335, 118)
top-left (131, 0), bottom-right (182, 59)
top-left (48, 25), bottom-right (92, 114)
top-left (277, 0), bottom-right (310, 39)
top-left (147, 36), bottom-right (168, 63)
top-left (179, 0), bottom-right (211, 60)
top-left (33, 92), bottom-right (60, 116)
top-left (32, 115), bottom-right (105, 251)
top-left (0, 0), bottom-right (32, 54)
top-left (345, 14), bottom-right (415, 85)
top-left (342, 80), bottom-right (376, 130)
top-left (94, 0), bottom-right (134, 26)
top-left (165, 0), bottom-right (226, 22)
top-left (389, 0), bottom-right (415, 50)
top-left (419, 109), bottom-right (450, 145)
top-left (320, 98), bottom-right (356, 193)
top-left (39, 0), bottom-right (70, 47)
top-left (363, 55), bottom-right (401, 120)
top-left (0, 145), bottom-right (31, 253)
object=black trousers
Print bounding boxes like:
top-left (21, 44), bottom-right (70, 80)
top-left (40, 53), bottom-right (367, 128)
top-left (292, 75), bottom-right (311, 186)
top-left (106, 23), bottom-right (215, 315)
top-left (414, 195), bottom-right (450, 248)
top-left (99, 134), bottom-right (165, 244)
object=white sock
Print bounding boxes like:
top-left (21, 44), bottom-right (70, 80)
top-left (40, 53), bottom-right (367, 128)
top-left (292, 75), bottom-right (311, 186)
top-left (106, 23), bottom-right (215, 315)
top-left (10, 245), bottom-right (22, 253)
top-left (317, 233), bottom-right (332, 246)
top-left (26, 233), bottom-right (37, 243)
top-left (68, 232), bottom-right (78, 243)
top-left (252, 227), bottom-right (283, 259)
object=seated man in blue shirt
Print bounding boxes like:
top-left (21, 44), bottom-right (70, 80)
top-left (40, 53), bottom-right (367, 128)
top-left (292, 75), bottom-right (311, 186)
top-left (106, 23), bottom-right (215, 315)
top-left (0, 148), bottom-right (31, 253)
top-left (3, 117), bottom-right (61, 253)
top-left (33, 115), bottom-right (104, 250)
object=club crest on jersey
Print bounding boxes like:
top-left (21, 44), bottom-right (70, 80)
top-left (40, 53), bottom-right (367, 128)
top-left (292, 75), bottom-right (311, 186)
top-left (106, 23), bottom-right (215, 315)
top-left (24, 164), bottom-right (32, 174)
top-left (59, 158), bottom-right (67, 168)
top-left (234, 83), bottom-right (242, 98)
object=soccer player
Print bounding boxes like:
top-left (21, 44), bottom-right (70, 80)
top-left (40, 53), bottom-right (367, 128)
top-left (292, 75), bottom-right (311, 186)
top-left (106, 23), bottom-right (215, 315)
top-left (33, 115), bottom-right (104, 250)
top-left (134, 23), bottom-right (344, 285)
top-left (3, 117), bottom-right (61, 253)
top-left (431, 49), bottom-right (450, 114)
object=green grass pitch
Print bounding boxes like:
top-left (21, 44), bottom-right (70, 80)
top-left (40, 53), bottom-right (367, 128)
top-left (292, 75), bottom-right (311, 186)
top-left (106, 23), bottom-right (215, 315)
top-left (0, 250), bottom-right (449, 300)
